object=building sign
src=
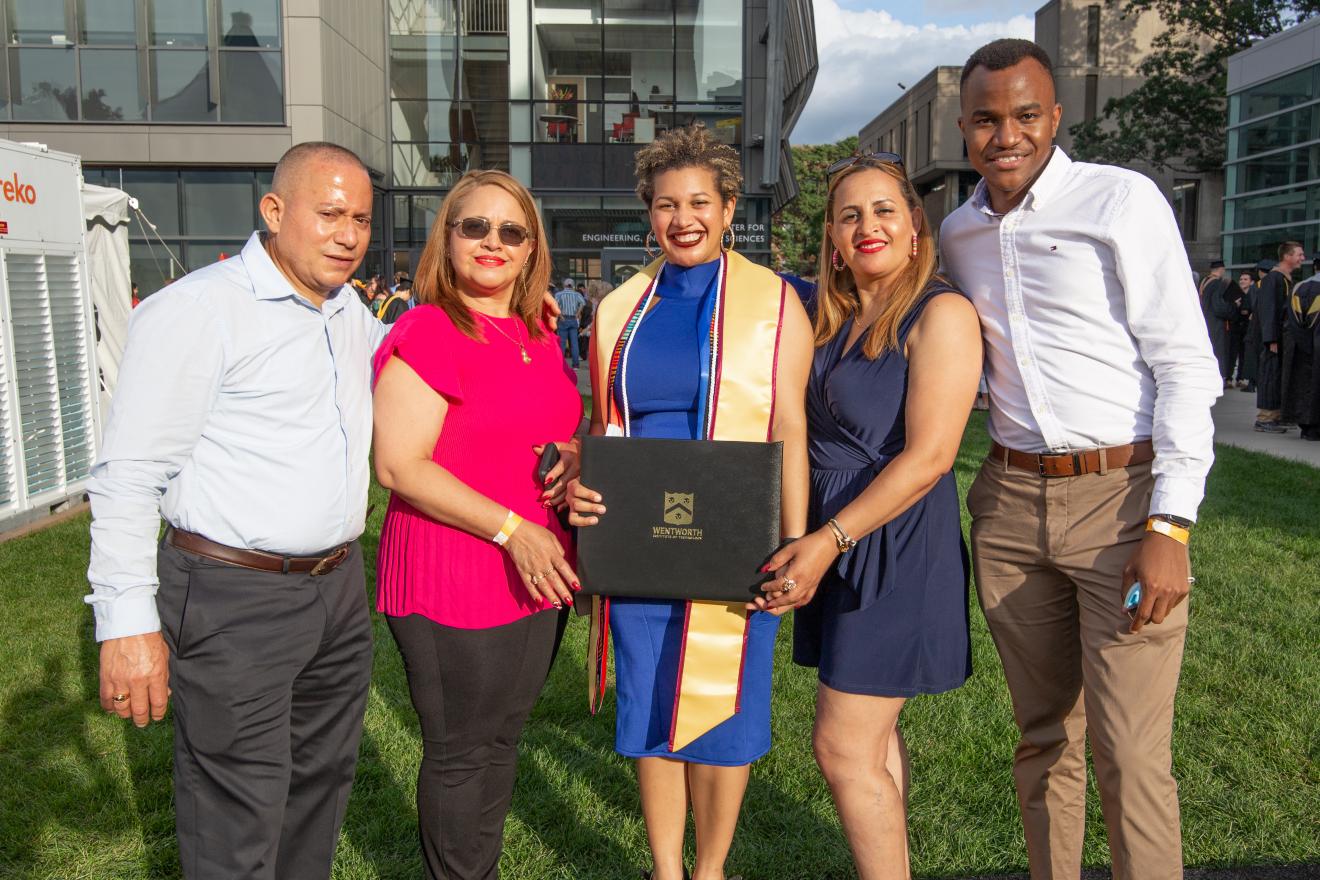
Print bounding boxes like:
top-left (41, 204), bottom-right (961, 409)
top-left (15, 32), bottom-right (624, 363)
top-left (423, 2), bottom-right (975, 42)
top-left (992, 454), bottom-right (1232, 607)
top-left (732, 221), bottom-right (768, 246)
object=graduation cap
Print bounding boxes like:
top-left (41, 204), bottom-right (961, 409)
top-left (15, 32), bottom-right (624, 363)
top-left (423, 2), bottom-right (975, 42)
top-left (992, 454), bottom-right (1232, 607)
top-left (1255, 259), bottom-right (1276, 272)
top-left (1210, 259), bottom-right (1224, 269)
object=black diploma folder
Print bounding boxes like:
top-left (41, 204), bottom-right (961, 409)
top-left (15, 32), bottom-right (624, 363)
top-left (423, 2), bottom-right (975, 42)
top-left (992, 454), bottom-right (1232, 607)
top-left (577, 436), bottom-right (782, 602)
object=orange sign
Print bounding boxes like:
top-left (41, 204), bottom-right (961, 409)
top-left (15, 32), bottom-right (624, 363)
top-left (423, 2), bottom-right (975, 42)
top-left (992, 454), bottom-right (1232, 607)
top-left (1, 174), bottom-right (36, 205)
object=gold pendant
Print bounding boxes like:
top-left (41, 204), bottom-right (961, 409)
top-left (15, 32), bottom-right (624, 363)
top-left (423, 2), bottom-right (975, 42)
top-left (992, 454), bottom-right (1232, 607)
top-left (520, 346), bottom-right (532, 364)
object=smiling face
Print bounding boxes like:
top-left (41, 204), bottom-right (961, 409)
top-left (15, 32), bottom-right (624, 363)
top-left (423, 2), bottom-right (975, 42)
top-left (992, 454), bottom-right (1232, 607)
top-left (827, 167), bottom-right (920, 285)
top-left (1280, 245), bottom-right (1307, 273)
top-left (446, 184), bottom-right (533, 303)
top-left (958, 58), bottom-right (1062, 214)
top-left (648, 166), bottom-right (736, 267)
top-left (260, 158), bottom-right (373, 303)
top-left (1239, 273), bottom-right (1253, 292)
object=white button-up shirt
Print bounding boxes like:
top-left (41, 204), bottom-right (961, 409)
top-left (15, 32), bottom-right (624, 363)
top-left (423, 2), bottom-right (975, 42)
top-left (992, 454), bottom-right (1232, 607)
top-left (85, 233), bottom-right (388, 641)
top-left (940, 148), bottom-right (1222, 521)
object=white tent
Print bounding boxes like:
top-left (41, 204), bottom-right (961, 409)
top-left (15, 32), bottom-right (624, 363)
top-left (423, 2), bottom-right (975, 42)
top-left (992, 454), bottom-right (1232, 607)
top-left (81, 183), bottom-right (133, 421)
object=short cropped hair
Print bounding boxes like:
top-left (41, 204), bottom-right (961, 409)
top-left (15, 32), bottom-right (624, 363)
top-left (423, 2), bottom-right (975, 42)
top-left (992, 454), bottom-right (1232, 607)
top-left (961, 38), bottom-right (1055, 87)
top-left (1279, 240), bottom-right (1303, 260)
top-left (633, 123), bottom-right (742, 206)
top-left (271, 142), bottom-right (370, 196)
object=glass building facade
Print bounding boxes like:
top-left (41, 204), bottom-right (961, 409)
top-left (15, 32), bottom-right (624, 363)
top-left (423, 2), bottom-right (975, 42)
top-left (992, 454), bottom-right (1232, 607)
top-left (13, 0), bottom-right (813, 294)
top-left (1225, 26), bottom-right (1320, 269)
top-left (1, 0), bottom-right (284, 123)
top-left (387, 0), bottom-right (769, 282)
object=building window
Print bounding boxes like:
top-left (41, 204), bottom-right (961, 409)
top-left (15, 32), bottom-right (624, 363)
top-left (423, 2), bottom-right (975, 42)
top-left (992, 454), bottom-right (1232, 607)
top-left (0, 0), bottom-right (284, 123)
top-left (1085, 5), bottom-right (1101, 66)
top-left (1084, 74), bottom-right (1098, 122)
top-left (1172, 179), bottom-right (1198, 242)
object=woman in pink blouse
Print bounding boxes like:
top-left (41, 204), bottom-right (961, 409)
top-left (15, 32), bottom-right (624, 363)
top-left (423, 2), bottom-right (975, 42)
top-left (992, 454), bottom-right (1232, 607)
top-left (371, 170), bottom-right (583, 880)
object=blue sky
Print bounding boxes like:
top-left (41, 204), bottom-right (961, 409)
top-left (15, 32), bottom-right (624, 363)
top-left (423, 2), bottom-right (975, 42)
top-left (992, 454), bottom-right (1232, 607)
top-left (790, 0), bottom-right (1042, 144)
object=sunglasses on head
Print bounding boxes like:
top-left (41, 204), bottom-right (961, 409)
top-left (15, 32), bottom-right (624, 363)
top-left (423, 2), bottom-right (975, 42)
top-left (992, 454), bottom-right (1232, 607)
top-left (449, 216), bottom-right (532, 247)
top-left (826, 151), bottom-right (905, 181)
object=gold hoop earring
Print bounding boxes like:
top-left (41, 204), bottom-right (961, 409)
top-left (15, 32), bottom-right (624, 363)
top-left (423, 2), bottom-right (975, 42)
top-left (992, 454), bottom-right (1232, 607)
top-left (644, 231), bottom-right (658, 260)
top-left (721, 226), bottom-right (736, 253)
top-left (831, 249), bottom-right (845, 271)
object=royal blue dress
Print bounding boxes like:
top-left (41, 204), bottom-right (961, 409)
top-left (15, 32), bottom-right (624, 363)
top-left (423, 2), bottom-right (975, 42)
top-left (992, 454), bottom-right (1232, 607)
top-left (793, 281), bottom-right (972, 696)
top-left (609, 257), bottom-right (780, 765)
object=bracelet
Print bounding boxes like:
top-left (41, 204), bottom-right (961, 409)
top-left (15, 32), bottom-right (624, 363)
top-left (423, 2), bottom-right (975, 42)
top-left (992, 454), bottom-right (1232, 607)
top-left (493, 510), bottom-right (523, 546)
top-left (826, 518), bottom-right (857, 554)
top-left (1146, 517), bottom-right (1190, 545)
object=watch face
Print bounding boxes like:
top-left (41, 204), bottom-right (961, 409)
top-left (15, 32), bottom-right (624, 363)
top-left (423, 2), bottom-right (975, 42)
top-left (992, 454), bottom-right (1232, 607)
top-left (1154, 514), bottom-right (1193, 529)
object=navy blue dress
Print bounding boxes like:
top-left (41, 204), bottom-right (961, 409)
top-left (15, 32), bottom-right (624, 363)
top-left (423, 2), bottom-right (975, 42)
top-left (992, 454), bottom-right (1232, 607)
top-left (793, 281), bottom-right (972, 696)
top-left (608, 257), bottom-right (781, 765)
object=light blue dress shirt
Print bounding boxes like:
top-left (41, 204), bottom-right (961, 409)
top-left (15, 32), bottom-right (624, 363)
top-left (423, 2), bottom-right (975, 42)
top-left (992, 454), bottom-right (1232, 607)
top-left (85, 233), bottom-right (388, 641)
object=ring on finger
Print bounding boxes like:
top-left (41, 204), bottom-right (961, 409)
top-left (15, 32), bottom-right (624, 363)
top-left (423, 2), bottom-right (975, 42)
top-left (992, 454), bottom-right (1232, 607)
top-left (112, 693), bottom-right (129, 704)
top-left (530, 573), bottom-right (541, 585)
top-left (781, 578), bottom-right (797, 593)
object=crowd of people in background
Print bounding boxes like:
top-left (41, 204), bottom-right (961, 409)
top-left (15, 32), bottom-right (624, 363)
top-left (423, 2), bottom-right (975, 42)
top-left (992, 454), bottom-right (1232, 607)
top-left (1199, 246), bottom-right (1320, 439)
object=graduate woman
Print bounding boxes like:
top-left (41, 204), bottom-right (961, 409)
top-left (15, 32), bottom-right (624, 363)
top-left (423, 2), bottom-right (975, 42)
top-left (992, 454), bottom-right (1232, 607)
top-left (569, 124), bottom-right (813, 880)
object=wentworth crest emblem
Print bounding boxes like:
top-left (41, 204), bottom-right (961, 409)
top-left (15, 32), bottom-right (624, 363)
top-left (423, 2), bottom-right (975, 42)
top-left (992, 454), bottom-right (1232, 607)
top-left (663, 492), bottom-right (694, 526)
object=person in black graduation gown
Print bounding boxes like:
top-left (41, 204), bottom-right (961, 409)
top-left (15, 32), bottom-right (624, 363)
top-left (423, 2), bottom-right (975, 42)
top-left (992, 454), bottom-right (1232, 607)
top-left (1282, 257), bottom-right (1320, 440)
top-left (1226, 271), bottom-right (1253, 387)
top-left (1255, 242), bottom-right (1306, 432)
top-left (1198, 260), bottom-right (1231, 385)
top-left (1242, 261), bottom-right (1271, 393)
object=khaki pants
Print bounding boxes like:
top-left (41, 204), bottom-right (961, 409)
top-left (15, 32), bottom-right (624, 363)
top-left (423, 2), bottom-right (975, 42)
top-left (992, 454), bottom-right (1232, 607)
top-left (968, 459), bottom-right (1186, 880)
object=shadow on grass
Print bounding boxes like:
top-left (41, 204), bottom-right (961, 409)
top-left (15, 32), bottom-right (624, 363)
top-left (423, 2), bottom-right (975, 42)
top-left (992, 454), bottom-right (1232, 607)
top-left (0, 614), bottom-right (176, 879)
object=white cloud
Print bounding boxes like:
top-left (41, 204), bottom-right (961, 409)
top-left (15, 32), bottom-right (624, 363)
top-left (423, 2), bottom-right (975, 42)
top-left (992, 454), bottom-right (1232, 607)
top-left (790, 0), bottom-right (1034, 144)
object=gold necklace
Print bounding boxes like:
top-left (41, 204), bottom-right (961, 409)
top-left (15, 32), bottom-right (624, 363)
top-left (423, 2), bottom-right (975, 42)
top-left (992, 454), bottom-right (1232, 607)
top-left (477, 312), bottom-right (532, 364)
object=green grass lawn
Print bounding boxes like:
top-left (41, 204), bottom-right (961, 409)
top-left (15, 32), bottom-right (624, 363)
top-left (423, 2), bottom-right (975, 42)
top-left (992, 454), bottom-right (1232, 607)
top-left (1, 413), bottom-right (1316, 879)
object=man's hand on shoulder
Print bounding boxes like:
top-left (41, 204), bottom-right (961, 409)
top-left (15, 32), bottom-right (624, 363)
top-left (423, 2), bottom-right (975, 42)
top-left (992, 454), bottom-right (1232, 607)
top-left (99, 632), bottom-right (171, 728)
top-left (1121, 531), bottom-right (1191, 634)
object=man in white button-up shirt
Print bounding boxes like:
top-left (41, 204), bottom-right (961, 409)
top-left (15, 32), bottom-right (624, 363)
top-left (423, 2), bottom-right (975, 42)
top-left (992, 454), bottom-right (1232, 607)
top-left (85, 143), bottom-right (387, 880)
top-left (941, 40), bottom-right (1222, 880)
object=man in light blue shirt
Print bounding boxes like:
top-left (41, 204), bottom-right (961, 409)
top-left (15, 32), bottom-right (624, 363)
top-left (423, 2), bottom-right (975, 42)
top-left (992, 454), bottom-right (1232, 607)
top-left (86, 142), bottom-right (386, 880)
top-left (553, 277), bottom-right (587, 367)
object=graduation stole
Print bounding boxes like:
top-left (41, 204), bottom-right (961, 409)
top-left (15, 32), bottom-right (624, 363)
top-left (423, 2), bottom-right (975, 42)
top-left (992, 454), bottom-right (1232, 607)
top-left (586, 251), bottom-right (786, 752)
top-left (1290, 283), bottom-right (1320, 329)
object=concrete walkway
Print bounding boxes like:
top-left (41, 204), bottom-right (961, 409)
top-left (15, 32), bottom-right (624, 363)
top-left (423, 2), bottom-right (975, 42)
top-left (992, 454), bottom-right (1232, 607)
top-left (1212, 383), bottom-right (1320, 469)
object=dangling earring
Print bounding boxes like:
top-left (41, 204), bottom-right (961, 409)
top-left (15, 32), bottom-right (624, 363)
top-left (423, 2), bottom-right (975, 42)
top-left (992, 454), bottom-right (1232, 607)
top-left (644, 231), bottom-right (658, 260)
top-left (831, 249), bottom-right (845, 271)
top-left (721, 226), bottom-right (736, 253)
top-left (910, 234), bottom-right (919, 258)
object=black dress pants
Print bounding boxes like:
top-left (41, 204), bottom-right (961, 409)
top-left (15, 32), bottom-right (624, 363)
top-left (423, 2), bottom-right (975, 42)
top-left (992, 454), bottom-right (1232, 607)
top-left (156, 540), bottom-right (373, 880)
top-left (387, 609), bottom-right (564, 880)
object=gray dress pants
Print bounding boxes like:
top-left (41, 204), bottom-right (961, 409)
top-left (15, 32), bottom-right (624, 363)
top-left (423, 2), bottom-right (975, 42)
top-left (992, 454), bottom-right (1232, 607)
top-left (156, 539), bottom-right (373, 880)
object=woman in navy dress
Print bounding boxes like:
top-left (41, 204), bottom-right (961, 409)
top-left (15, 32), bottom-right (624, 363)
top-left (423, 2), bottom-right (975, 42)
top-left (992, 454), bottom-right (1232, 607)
top-left (571, 125), bottom-right (812, 880)
top-left (757, 155), bottom-right (981, 878)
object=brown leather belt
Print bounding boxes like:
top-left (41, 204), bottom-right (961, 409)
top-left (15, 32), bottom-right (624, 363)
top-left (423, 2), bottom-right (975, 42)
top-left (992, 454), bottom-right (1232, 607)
top-left (989, 440), bottom-right (1154, 478)
top-left (166, 526), bottom-right (352, 576)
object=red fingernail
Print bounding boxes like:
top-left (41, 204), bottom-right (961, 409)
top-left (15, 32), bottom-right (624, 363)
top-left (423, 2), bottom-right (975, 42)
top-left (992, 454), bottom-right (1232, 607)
top-left (759, 564), bottom-right (770, 573)
top-left (572, 582), bottom-right (581, 590)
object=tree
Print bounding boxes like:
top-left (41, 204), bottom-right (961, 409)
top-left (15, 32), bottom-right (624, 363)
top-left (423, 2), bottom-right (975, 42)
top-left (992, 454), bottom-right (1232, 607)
top-left (772, 136), bottom-right (857, 277)
top-left (1071, 0), bottom-right (1320, 173)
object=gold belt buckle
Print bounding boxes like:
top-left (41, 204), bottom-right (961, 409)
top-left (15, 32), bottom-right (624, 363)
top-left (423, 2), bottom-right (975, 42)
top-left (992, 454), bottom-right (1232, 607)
top-left (309, 546), bottom-right (349, 576)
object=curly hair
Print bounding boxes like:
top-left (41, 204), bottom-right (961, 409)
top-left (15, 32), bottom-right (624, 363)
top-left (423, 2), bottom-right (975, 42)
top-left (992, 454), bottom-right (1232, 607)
top-left (633, 123), bottom-right (742, 206)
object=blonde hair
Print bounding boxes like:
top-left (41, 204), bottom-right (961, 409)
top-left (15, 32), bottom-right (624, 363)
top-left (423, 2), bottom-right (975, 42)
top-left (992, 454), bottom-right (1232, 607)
top-left (414, 170), bottom-right (552, 340)
top-left (633, 123), bottom-right (742, 206)
top-left (814, 161), bottom-right (940, 359)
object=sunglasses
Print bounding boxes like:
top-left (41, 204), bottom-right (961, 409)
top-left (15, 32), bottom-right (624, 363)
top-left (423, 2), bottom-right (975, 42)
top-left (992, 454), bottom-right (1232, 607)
top-left (449, 216), bottom-right (532, 247)
top-left (826, 151), bottom-right (905, 181)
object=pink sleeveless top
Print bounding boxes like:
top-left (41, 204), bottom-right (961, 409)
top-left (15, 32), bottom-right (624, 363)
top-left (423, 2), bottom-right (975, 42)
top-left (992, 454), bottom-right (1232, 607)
top-left (372, 305), bottom-right (582, 629)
